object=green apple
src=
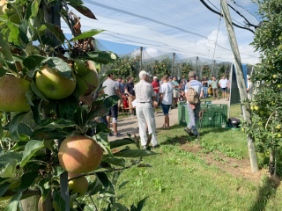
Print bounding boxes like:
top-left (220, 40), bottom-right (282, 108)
top-left (0, 75), bottom-right (31, 112)
top-left (68, 173), bottom-right (89, 197)
top-left (273, 74), bottom-right (277, 79)
top-left (276, 125), bottom-right (281, 129)
top-left (35, 65), bottom-right (76, 100)
top-left (260, 110), bottom-right (265, 115)
top-left (0, 0), bottom-right (15, 16)
top-left (77, 61), bottom-right (99, 95)
top-left (254, 106), bottom-right (259, 111)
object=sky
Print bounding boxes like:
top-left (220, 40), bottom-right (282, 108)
top-left (63, 0), bottom-right (261, 64)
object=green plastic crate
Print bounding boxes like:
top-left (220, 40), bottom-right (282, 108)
top-left (178, 103), bottom-right (228, 128)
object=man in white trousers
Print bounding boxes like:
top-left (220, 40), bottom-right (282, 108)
top-left (135, 70), bottom-right (159, 149)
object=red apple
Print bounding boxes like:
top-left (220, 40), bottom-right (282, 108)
top-left (58, 136), bottom-right (103, 174)
top-left (35, 65), bottom-right (76, 100)
top-left (0, 76), bottom-right (31, 112)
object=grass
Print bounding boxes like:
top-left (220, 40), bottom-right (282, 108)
top-left (113, 125), bottom-right (282, 211)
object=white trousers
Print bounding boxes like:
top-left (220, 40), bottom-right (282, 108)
top-left (136, 103), bottom-right (158, 146)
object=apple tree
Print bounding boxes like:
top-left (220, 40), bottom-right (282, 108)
top-left (0, 0), bottom-right (157, 210)
top-left (242, 0), bottom-right (282, 176)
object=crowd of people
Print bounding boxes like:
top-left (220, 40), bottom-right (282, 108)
top-left (99, 71), bottom-right (253, 148)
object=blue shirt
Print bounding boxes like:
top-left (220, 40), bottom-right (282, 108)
top-left (185, 80), bottom-right (204, 96)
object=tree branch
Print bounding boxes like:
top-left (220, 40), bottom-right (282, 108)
top-left (2, 189), bottom-right (41, 198)
top-left (68, 157), bottom-right (143, 181)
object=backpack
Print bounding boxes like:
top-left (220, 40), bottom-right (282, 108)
top-left (187, 83), bottom-right (199, 105)
top-left (228, 117), bottom-right (241, 128)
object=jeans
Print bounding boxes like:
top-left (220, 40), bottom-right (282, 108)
top-left (203, 87), bottom-right (208, 98)
top-left (186, 103), bottom-right (201, 136)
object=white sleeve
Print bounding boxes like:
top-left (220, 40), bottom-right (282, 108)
top-left (115, 82), bottom-right (119, 90)
top-left (159, 85), bottom-right (163, 93)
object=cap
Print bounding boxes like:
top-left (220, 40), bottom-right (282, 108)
top-left (146, 72), bottom-right (152, 77)
top-left (247, 75), bottom-right (250, 79)
top-left (153, 76), bottom-right (157, 79)
top-left (188, 71), bottom-right (196, 78)
top-left (168, 76), bottom-right (172, 79)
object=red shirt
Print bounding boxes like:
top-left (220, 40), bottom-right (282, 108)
top-left (151, 80), bottom-right (159, 93)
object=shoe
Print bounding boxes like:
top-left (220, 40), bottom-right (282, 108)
top-left (114, 133), bottom-right (123, 137)
top-left (108, 132), bottom-right (113, 137)
top-left (152, 144), bottom-right (160, 149)
top-left (226, 98), bottom-right (229, 101)
top-left (184, 128), bottom-right (194, 136)
top-left (142, 146), bottom-right (147, 150)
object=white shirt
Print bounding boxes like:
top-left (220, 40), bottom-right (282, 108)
top-left (135, 80), bottom-right (155, 103)
top-left (219, 79), bottom-right (228, 88)
top-left (159, 82), bottom-right (173, 105)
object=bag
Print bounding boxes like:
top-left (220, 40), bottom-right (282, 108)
top-left (187, 83), bottom-right (199, 105)
top-left (228, 117), bottom-right (241, 128)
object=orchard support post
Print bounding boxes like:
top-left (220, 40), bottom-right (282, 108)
top-left (220, 0), bottom-right (259, 173)
top-left (140, 47), bottom-right (143, 72)
top-left (195, 56), bottom-right (199, 79)
top-left (172, 53), bottom-right (175, 76)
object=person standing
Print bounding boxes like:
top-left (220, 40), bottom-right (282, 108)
top-left (118, 78), bottom-right (125, 111)
top-left (201, 76), bottom-right (209, 98)
top-left (246, 75), bottom-right (253, 100)
top-left (179, 79), bottom-right (186, 101)
top-left (159, 75), bottom-right (173, 129)
top-left (124, 76), bottom-right (135, 117)
top-left (184, 71), bottom-right (204, 137)
top-left (171, 76), bottom-right (179, 108)
top-left (219, 76), bottom-right (228, 99)
top-left (102, 73), bottom-right (123, 137)
top-left (210, 77), bottom-right (219, 100)
top-left (181, 75), bottom-right (187, 83)
top-left (135, 70), bottom-right (159, 149)
top-left (151, 76), bottom-right (160, 105)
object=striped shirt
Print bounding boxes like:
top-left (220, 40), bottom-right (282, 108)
top-left (185, 80), bottom-right (204, 96)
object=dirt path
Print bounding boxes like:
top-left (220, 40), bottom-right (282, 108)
top-left (108, 99), bottom-right (229, 142)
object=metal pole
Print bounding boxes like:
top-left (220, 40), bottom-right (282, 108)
top-left (140, 47), bottom-right (143, 72)
top-left (228, 64), bottom-right (233, 119)
top-left (195, 56), bottom-right (199, 78)
top-left (172, 53), bottom-right (175, 76)
top-left (220, 0), bottom-right (258, 173)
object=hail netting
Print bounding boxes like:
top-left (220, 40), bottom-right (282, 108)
top-left (62, 0), bottom-right (260, 65)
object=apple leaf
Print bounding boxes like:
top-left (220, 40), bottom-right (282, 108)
top-left (0, 159), bottom-right (17, 178)
top-left (7, 21), bottom-right (20, 45)
top-left (38, 23), bottom-right (65, 44)
top-left (9, 112), bottom-right (28, 141)
top-left (113, 149), bottom-right (159, 158)
top-left (94, 133), bottom-right (113, 157)
top-left (73, 106), bottom-right (83, 126)
top-left (18, 123), bottom-right (33, 137)
top-left (0, 30), bottom-right (13, 61)
top-left (20, 140), bottom-right (44, 167)
top-left (96, 123), bottom-right (111, 134)
top-left (30, 80), bottom-right (49, 102)
top-left (87, 178), bottom-right (102, 195)
top-left (59, 96), bottom-right (78, 120)
top-left (52, 166), bottom-right (65, 177)
top-left (42, 57), bottom-right (73, 80)
top-left (36, 119), bottom-right (75, 130)
top-left (66, 0), bottom-right (97, 19)
top-left (70, 29), bottom-right (105, 41)
top-left (4, 191), bottom-right (23, 211)
top-left (23, 55), bottom-right (46, 70)
top-left (25, 90), bottom-right (35, 106)
top-left (96, 172), bottom-right (110, 189)
top-left (102, 157), bottom-right (125, 167)
top-left (0, 182), bottom-right (10, 198)
top-left (136, 197), bottom-right (149, 211)
top-left (109, 138), bottom-right (136, 149)
top-left (31, 99), bottom-right (41, 125)
top-left (53, 189), bottom-right (66, 211)
top-left (81, 51), bottom-right (118, 65)
top-left (0, 152), bottom-right (23, 169)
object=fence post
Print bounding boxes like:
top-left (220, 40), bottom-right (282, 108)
top-left (140, 47), bottom-right (143, 72)
top-left (220, 0), bottom-right (258, 173)
top-left (172, 53), bottom-right (175, 76)
top-left (195, 56), bottom-right (199, 78)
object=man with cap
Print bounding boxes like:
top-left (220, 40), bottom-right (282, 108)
top-left (151, 76), bottom-right (160, 105)
top-left (171, 76), bottom-right (179, 108)
top-left (246, 75), bottom-right (253, 100)
top-left (184, 71), bottom-right (204, 137)
top-left (135, 70), bottom-right (159, 149)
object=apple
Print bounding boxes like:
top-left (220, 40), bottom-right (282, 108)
top-left (35, 65), bottom-right (76, 100)
top-left (254, 106), bottom-right (259, 111)
top-left (76, 61), bottom-right (99, 95)
top-left (273, 74), bottom-right (276, 79)
top-left (277, 134), bottom-right (282, 138)
top-left (276, 125), bottom-right (281, 129)
top-left (250, 106), bottom-right (254, 110)
top-left (260, 110), bottom-right (265, 115)
top-left (68, 173), bottom-right (88, 197)
top-left (0, 76), bottom-right (31, 112)
top-left (0, 0), bottom-right (15, 16)
top-left (58, 136), bottom-right (103, 174)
